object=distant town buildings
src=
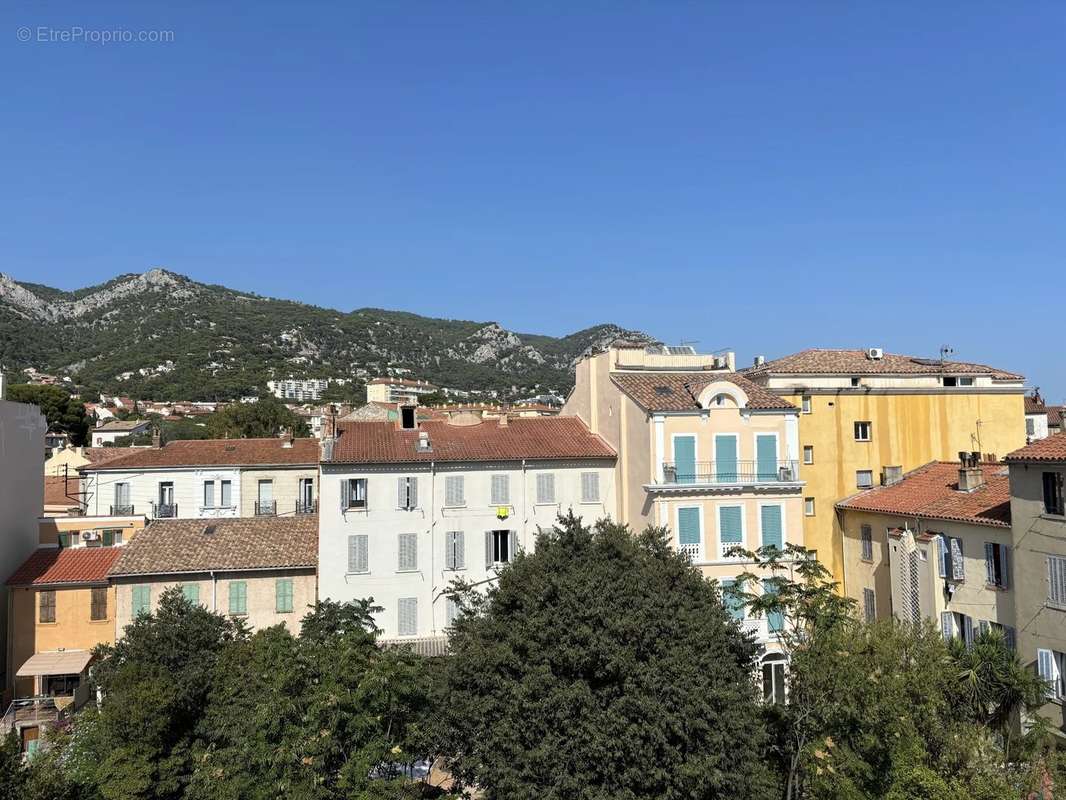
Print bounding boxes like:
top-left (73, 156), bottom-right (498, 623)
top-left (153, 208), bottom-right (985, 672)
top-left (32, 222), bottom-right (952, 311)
top-left (365, 377), bottom-right (439, 404)
top-left (267, 377), bottom-right (342, 402)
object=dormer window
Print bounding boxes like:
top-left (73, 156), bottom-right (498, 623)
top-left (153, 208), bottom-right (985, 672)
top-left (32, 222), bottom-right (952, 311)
top-left (400, 406), bottom-right (416, 429)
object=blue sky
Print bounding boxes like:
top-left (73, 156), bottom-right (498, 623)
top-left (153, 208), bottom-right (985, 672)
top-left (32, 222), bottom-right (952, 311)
top-left (3, 3), bottom-right (1064, 399)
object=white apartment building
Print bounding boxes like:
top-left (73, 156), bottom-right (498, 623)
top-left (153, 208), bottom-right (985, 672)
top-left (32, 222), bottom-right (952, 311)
top-left (268, 378), bottom-right (339, 402)
top-left (318, 411), bottom-right (616, 644)
top-left (365, 378), bottom-right (439, 405)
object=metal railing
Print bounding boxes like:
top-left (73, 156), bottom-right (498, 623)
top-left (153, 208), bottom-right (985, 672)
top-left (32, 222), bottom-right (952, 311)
top-left (659, 460), bottom-right (799, 485)
top-left (110, 504), bottom-right (134, 515)
top-left (295, 500), bottom-right (317, 515)
top-left (255, 500), bottom-right (277, 516)
top-left (0, 696), bottom-right (68, 736)
top-left (153, 502), bottom-right (178, 518)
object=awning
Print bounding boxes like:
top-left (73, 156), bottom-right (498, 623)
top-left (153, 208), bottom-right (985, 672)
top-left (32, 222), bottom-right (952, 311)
top-left (16, 650), bottom-right (94, 677)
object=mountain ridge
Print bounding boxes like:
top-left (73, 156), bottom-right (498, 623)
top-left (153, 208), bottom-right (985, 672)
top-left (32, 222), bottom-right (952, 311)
top-left (0, 269), bottom-right (652, 401)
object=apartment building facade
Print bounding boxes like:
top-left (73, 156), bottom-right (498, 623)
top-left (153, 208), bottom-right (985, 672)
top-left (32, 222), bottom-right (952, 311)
top-left (318, 414), bottom-right (616, 643)
top-left (1006, 434), bottom-right (1066, 741)
top-left (836, 458), bottom-right (1015, 644)
top-left (80, 437), bottom-right (320, 520)
top-left (563, 343), bottom-right (804, 666)
top-left (744, 348), bottom-right (1026, 586)
top-left (365, 377), bottom-right (439, 405)
top-left (267, 378), bottom-right (335, 402)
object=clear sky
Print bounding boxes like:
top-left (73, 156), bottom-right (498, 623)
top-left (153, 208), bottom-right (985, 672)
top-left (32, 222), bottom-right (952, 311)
top-left (3, 3), bottom-right (1064, 399)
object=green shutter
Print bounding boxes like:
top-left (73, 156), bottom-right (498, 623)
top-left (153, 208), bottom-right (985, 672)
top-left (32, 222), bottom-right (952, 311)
top-left (719, 578), bottom-right (745, 621)
top-left (760, 504), bottom-right (783, 551)
top-left (763, 579), bottom-right (784, 633)
top-left (276, 578), bottom-right (294, 613)
top-left (229, 581), bottom-right (247, 615)
top-left (181, 583), bottom-right (200, 606)
top-left (677, 507), bottom-right (701, 545)
top-left (719, 505), bottom-right (743, 546)
top-left (756, 435), bottom-right (777, 480)
top-left (132, 585), bottom-right (150, 616)
top-left (674, 436), bottom-right (696, 484)
top-left (715, 435), bottom-right (738, 482)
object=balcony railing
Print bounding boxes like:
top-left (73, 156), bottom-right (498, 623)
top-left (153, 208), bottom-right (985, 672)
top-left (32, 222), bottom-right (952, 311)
top-left (0, 696), bottom-right (70, 737)
top-left (658, 460), bottom-right (800, 486)
top-left (254, 500), bottom-right (277, 516)
top-left (153, 503), bottom-right (178, 518)
top-left (110, 504), bottom-right (134, 515)
top-left (295, 500), bottom-right (317, 515)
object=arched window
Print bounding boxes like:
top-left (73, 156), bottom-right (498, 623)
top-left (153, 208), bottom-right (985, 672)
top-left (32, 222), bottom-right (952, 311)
top-left (761, 652), bottom-right (788, 704)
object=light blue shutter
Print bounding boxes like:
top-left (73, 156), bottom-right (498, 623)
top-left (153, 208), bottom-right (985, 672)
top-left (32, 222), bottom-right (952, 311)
top-left (756, 435), bottom-right (777, 480)
top-left (763, 579), bottom-right (783, 633)
top-left (674, 436), bottom-right (696, 484)
top-left (760, 505), bottom-right (783, 551)
top-left (715, 435), bottom-right (738, 482)
top-left (677, 507), bottom-right (701, 559)
top-left (181, 583), bottom-right (199, 606)
top-left (276, 578), bottom-right (294, 613)
top-left (132, 585), bottom-right (150, 616)
top-left (719, 578), bottom-right (744, 621)
top-left (719, 506), bottom-right (743, 553)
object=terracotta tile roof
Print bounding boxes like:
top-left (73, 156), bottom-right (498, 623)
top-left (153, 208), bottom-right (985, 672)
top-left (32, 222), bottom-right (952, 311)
top-left (744, 349), bottom-right (1022, 380)
top-left (1006, 432), bottom-right (1066, 463)
top-left (80, 437), bottom-right (320, 471)
top-left (108, 515), bottom-right (318, 576)
top-left (327, 417), bottom-right (616, 464)
top-left (835, 461), bottom-right (1010, 528)
top-left (44, 476), bottom-right (80, 510)
top-left (83, 447), bottom-right (130, 465)
top-left (7, 547), bottom-right (121, 586)
top-left (610, 372), bottom-right (796, 412)
top-left (93, 419), bottom-right (151, 433)
top-left (1048, 406), bottom-right (1065, 428)
top-left (1025, 394), bottom-right (1048, 415)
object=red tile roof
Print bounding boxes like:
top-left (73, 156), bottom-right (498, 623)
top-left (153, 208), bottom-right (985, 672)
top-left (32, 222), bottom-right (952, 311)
top-left (327, 417), bottom-right (615, 464)
top-left (1006, 432), bottom-right (1066, 463)
top-left (80, 437), bottom-right (320, 471)
top-left (835, 461), bottom-right (1010, 528)
top-left (7, 547), bottom-right (121, 586)
top-left (1025, 394), bottom-right (1048, 415)
top-left (611, 372), bottom-right (796, 412)
top-left (1048, 406), bottom-right (1065, 428)
top-left (745, 349), bottom-right (1022, 380)
top-left (44, 476), bottom-right (80, 510)
top-left (109, 515), bottom-right (318, 576)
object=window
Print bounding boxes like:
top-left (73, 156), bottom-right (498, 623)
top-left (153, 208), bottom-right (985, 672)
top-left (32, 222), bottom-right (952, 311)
top-left (102, 529), bottom-right (122, 546)
top-left (490, 474), bottom-right (510, 506)
top-left (446, 597), bottom-right (460, 627)
top-left (801, 395), bottom-right (811, 414)
top-left (719, 578), bottom-right (745, 621)
top-left (581, 472), bottom-right (600, 503)
top-left (984, 543), bottom-right (1010, 589)
top-left (860, 525), bottom-right (873, 561)
top-left (132, 585), bottom-right (150, 616)
top-left (444, 475), bottom-right (465, 507)
top-left (850, 377), bottom-right (861, 387)
top-left (181, 583), bottom-right (200, 606)
top-left (257, 479), bottom-right (274, 510)
top-left (396, 476), bottom-right (419, 510)
top-left (1037, 649), bottom-right (1065, 701)
top-left (113, 482), bottom-right (131, 512)
top-left (400, 406), bottom-right (416, 429)
top-left (677, 507), bottom-right (702, 561)
top-left (276, 578), bottom-right (294, 613)
top-left (958, 376), bottom-right (973, 386)
top-left (763, 580), bottom-right (784, 633)
top-left (203, 480), bottom-right (215, 508)
top-left (398, 532), bottom-right (418, 571)
top-left (761, 654), bottom-right (787, 704)
top-left (863, 588), bottom-right (876, 622)
top-left (1049, 556), bottom-right (1066, 609)
top-left (804, 497), bottom-right (815, 516)
top-left (718, 505), bottom-right (744, 558)
top-left (347, 534), bottom-right (369, 574)
top-left (58, 532), bottom-right (76, 548)
top-left (535, 473), bottom-right (555, 504)
top-left (91, 587), bottom-right (108, 621)
top-left (487, 530), bottom-right (515, 566)
top-left (943, 376), bottom-right (974, 387)
top-left (343, 478), bottom-right (368, 510)
top-left (1043, 472), bottom-right (1065, 516)
top-left (39, 590), bottom-right (56, 623)
top-left (228, 581), bottom-right (247, 616)
top-left (938, 536), bottom-right (965, 582)
top-left (398, 597), bottom-right (418, 636)
top-left (220, 479), bottom-right (232, 508)
top-left (854, 421), bottom-right (872, 441)
top-left (445, 531), bottom-right (465, 570)
top-left (856, 470), bottom-right (874, 489)
top-left (802, 445), bottom-right (814, 465)
top-left (760, 504), bottom-right (783, 552)
top-left (1026, 418), bottom-right (1036, 437)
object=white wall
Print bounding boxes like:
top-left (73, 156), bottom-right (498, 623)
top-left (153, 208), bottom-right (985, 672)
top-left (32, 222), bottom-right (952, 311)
top-left (84, 467), bottom-right (243, 518)
top-left (318, 459), bottom-right (616, 638)
top-left (1025, 413), bottom-right (1049, 441)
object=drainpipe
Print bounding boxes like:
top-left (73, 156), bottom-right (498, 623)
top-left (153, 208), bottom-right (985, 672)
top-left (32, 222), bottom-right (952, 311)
top-left (210, 571), bottom-right (217, 612)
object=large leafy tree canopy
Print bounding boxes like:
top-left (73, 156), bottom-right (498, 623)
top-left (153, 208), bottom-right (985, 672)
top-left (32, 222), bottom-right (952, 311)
top-left (204, 395), bottom-right (310, 439)
top-left (5, 383), bottom-right (89, 444)
top-left (435, 514), bottom-right (775, 800)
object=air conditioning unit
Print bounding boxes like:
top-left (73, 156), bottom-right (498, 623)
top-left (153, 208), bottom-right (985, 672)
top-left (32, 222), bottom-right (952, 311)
top-left (82, 531), bottom-right (100, 541)
top-left (866, 347), bottom-right (884, 360)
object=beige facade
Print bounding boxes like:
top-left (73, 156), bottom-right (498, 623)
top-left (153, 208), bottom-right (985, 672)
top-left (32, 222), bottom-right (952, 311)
top-left (112, 569), bottom-right (317, 635)
top-left (1008, 457), bottom-right (1066, 741)
top-left (240, 468), bottom-right (318, 516)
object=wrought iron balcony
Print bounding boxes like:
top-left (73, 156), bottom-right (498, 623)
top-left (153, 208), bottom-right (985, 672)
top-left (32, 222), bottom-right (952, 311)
top-left (153, 503), bottom-right (178, 518)
top-left (295, 500), bottom-right (317, 515)
top-left (657, 460), bottom-right (800, 486)
top-left (110, 504), bottom-right (134, 516)
top-left (254, 500), bottom-right (277, 516)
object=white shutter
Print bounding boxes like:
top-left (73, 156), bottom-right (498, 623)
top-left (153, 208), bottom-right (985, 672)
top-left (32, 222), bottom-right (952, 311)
top-left (950, 537), bottom-right (965, 581)
top-left (509, 530), bottom-right (518, 561)
top-left (963, 615), bottom-right (975, 648)
top-left (937, 536), bottom-right (948, 578)
top-left (491, 475), bottom-right (509, 506)
top-left (985, 543), bottom-right (996, 586)
top-left (453, 531), bottom-right (465, 570)
top-left (397, 598), bottom-right (417, 636)
top-left (581, 472), bottom-right (600, 503)
top-left (410, 477), bottom-right (418, 509)
top-left (485, 531), bottom-right (494, 568)
top-left (978, 620), bottom-right (990, 636)
top-left (940, 611), bottom-right (953, 642)
top-left (446, 598), bottom-right (459, 627)
top-left (398, 533), bottom-right (417, 571)
top-left (340, 479), bottom-right (351, 510)
top-left (1001, 546), bottom-right (1010, 589)
top-left (1037, 649), bottom-right (1061, 700)
top-left (1004, 626), bottom-right (1016, 651)
top-left (397, 477), bottom-right (407, 509)
top-left (1048, 556), bottom-right (1066, 608)
top-left (536, 473), bottom-right (555, 504)
top-left (445, 476), bottom-right (464, 507)
top-left (347, 535), bottom-right (368, 573)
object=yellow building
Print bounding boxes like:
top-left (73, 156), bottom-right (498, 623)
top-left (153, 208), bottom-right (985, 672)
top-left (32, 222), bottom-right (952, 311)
top-left (745, 348), bottom-right (1026, 588)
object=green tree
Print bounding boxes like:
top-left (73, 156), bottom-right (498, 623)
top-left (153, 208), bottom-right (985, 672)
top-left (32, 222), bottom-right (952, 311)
top-left (0, 733), bottom-right (26, 800)
top-left (435, 514), bottom-right (774, 800)
top-left (5, 383), bottom-right (90, 444)
top-left (205, 395), bottom-right (309, 439)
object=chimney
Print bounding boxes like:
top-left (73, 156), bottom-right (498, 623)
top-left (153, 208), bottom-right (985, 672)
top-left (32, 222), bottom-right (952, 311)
top-left (957, 452), bottom-right (985, 492)
top-left (152, 426), bottom-right (161, 448)
top-left (415, 430), bottom-right (432, 453)
top-left (753, 355), bottom-right (765, 367)
top-left (281, 428), bottom-right (294, 448)
top-left (498, 414), bottom-right (509, 427)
